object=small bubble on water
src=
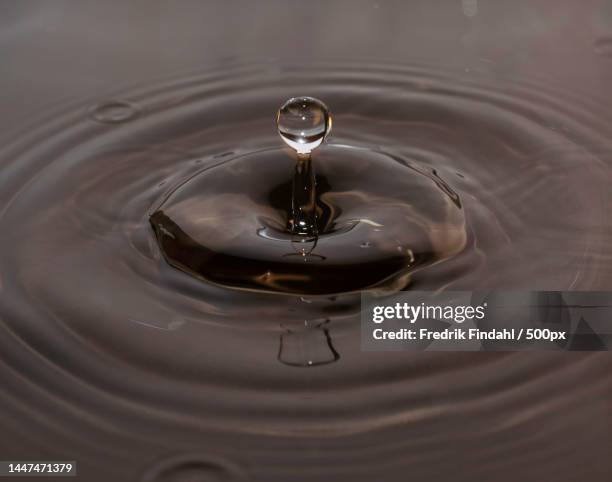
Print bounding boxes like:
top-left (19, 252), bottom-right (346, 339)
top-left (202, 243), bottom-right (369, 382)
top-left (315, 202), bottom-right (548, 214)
top-left (90, 100), bottom-right (138, 124)
top-left (277, 96), bottom-right (331, 155)
top-left (141, 453), bottom-right (247, 482)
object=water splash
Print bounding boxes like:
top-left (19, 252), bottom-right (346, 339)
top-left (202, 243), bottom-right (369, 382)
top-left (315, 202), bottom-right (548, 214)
top-left (1, 61), bottom-right (611, 481)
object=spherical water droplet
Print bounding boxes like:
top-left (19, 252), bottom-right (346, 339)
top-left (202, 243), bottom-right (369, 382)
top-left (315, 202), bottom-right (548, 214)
top-left (277, 97), bottom-right (331, 155)
top-left (90, 100), bottom-right (138, 124)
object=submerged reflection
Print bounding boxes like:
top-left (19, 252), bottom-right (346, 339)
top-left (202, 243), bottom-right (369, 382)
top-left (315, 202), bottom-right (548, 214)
top-left (278, 319), bottom-right (339, 367)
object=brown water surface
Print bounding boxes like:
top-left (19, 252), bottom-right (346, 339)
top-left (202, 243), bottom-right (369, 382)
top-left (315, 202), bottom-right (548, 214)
top-left (1, 2), bottom-right (611, 481)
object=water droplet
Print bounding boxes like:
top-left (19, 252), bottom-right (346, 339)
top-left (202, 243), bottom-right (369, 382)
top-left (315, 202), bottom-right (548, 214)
top-left (276, 96), bottom-right (331, 154)
top-left (90, 100), bottom-right (138, 124)
top-left (141, 453), bottom-right (247, 482)
top-left (594, 37), bottom-right (612, 57)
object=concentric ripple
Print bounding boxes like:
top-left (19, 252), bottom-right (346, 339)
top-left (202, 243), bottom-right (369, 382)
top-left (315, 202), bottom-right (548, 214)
top-left (150, 145), bottom-right (466, 295)
top-left (0, 61), bottom-right (611, 481)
